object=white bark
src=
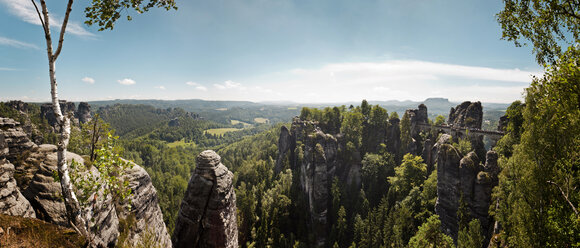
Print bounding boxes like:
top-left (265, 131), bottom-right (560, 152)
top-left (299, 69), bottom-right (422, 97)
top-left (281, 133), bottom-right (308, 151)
top-left (33, 0), bottom-right (88, 238)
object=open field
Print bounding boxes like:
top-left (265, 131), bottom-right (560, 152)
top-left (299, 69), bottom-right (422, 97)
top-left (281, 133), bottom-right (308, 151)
top-left (167, 139), bottom-right (196, 148)
top-left (205, 128), bottom-right (242, 136)
top-left (253, 117), bottom-right (269, 124)
top-left (231, 119), bottom-right (252, 127)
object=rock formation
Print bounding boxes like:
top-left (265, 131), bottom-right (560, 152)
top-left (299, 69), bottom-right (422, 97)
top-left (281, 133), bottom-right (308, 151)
top-left (0, 116), bottom-right (36, 218)
top-left (75, 102), bottom-right (92, 124)
top-left (173, 150), bottom-right (237, 248)
top-left (497, 115), bottom-right (508, 132)
top-left (275, 125), bottom-right (294, 173)
top-left (435, 136), bottom-right (499, 244)
top-left (404, 104), bottom-right (429, 156)
top-left (0, 116), bottom-right (170, 247)
top-left (119, 162), bottom-right (172, 247)
top-left (6, 100), bottom-right (29, 113)
top-left (40, 100), bottom-right (92, 127)
top-left (21, 145), bottom-right (84, 227)
top-left (0, 154), bottom-right (36, 218)
top-left (275, 118), bottom-right (354, 247)
top-left (435, 142), bottom-right (463, 239)
top-left (41, 101), bottom-right (76, 127)
top-left (448, 101), bottom-right (483, 129)
top-left (0, 118), bottom-right (36, 163)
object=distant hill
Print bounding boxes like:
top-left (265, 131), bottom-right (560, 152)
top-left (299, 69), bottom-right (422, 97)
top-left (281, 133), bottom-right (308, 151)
top-left (84, 98), bottom-right (510, 128)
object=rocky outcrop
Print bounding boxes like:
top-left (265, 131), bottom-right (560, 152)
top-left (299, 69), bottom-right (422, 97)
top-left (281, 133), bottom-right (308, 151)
top-left (448, 101), bottom-right (483, 129)
top-left (0, 119), bottom-right (36, 218)
top-left (173, 150), bottom-right (237, 248)
top-left (75, 102), bottom-right (92, 124)
top-left (435, 141), bottom-right (499, 243)
top-left (18, 143), bottom-right (169, 247)
top-left (6, 100), bottom-right (29, 113)
top-left (404, 104), bottom-right (429, 156)
top-left (41, 101), bottom-right (92, 127)
top-left (0, 118), bottom-right (36, 163)
top-left (435, 143), bottom-right (463, 239)
top-left (119, 163), bottom-right (172, 247)
top-left (0, 160), bottom-right (36, 218)
top-left (21, 145), bottom-right (70, 226)
top-left (275, 125), bottom-right (294, 174)
top-left (424, 134), bottom-right (452, 174)
top-left (497, 115), bottom-right (508, 132)
top-left (298, 129), bottom-right (339, 247)
top-left (41, 101), bottom-right (76, 127)
top-left (275, 118), bottom-right (349, 247)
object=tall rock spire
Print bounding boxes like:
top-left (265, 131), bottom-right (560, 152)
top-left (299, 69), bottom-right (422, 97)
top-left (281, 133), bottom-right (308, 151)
top-left (172, 150), bottom-right (238, 248)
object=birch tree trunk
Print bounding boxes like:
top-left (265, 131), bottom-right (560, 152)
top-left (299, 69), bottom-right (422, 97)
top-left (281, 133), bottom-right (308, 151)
top-left (32, 0), bottom-right (88, 238)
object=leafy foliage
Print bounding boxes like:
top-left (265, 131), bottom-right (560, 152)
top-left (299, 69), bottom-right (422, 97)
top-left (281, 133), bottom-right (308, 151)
top-left (497, 0), bottom-right (580, 65)
top-left (494, 48), bottom-right (580, 247)
top-left (85, 0), bottom-right (177, 31)
top-left (408, 215), bottom-right (455, 248)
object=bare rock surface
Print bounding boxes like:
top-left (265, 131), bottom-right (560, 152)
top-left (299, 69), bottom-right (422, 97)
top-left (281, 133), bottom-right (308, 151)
top-left (119, 162), bottom-right (171, 247)
top-left (173, 150), bottom-right (238, 248)
top-left (448, 101), bottom-right (483, 129)
top-left (0, 117), bottom-right (36, 163)
top-left (0, 159), bottom-right (36, 218)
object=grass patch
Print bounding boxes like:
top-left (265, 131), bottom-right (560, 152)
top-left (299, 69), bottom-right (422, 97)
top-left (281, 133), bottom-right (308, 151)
top-left (0, 214), bottom-right (86, 247)
top-left (166, 139), bottom-right (196, 148)
top-left (231, 120), bottom-right (252, 127)
top-left (205, 128), bottom-right (242, 136)
top-left (287, 107), bottom-right (298, 110)
top-left (253, 117), bottom-right (269, 124)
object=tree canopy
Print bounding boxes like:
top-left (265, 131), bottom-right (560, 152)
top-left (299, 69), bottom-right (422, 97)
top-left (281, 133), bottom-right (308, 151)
top-left (497, 0), bottom-right (580, 65)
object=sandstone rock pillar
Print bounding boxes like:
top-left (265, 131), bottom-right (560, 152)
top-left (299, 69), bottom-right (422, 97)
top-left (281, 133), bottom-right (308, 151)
top-left (172, 150), bottom-right (237, 248)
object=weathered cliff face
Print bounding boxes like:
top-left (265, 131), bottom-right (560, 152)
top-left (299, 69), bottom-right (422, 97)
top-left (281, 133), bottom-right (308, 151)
top-left (21, 144), bottom-right (76, 226)
top-left (75, 102), bottom-right (92, 124)
top-left (0, 118), bottom-right (36, 163)
top-left (276, 118), bottom-right (354, 247)
top-left (0, 159), bottom-right (36, 218)
top-left (435, 143), bottom-right (463, 239)
top-left (19, 144), bottom-right (120, 247)
top-left (119, 162), bottom-right (172, 248)
top-left (6, 100), bottom-right (29, 113)
top-left (299, 129), bottom-right (339, 247)
top-left (40, 100), bottom-right (92, 127)
top-left (275, 125), bottom-right (294, 174)
top-left (448, 101), bottom-right (483, 129)
top-left (435, 140), bottom-right (499, 243)
top-left (0, 117), bottom-right (170, 247)
top-left (173, 150), bottom-right (237, 248)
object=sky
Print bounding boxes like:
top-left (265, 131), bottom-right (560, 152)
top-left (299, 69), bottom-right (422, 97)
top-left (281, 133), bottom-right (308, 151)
top-left (0, 0), bottom-right (542, 103)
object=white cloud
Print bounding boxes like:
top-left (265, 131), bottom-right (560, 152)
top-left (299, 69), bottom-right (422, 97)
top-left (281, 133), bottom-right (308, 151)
top-left (214, 80), bottom-right (245, 90)
top-left (0, 0), bottom-right (94, 37)
top-left (185, 81), bottom-right (208, 91)
top-left (243, 60), bottom-right (540, 103)
top-left (81, 77), bottom-right (95, 84)
top-left (0, 36), bottom-right (39, 49)
top-left (155, 86), bottom-right (166, 90)
top-left (117, 78), bottom-right (136, 85)
top-left (0, 67), bottom-right (17, 71)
